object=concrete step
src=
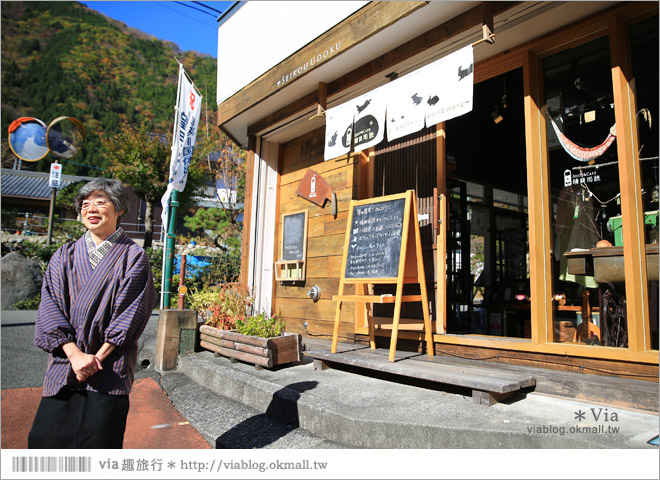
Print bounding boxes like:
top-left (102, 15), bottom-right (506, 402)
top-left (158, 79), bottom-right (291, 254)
top-left (174, 351), bottom-right (659, 449)
top-left (159, 370), bottom-right (345, 449)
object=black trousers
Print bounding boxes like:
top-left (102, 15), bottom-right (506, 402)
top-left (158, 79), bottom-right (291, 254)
top-left (28, 389), bottom-right (129, 449)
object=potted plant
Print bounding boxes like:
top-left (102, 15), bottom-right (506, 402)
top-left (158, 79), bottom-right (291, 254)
top-left (191, 285), bottom-right (303, 368)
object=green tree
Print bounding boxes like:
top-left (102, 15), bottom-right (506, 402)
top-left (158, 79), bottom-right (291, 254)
top-left (100, 121), bottom-right (207, 249)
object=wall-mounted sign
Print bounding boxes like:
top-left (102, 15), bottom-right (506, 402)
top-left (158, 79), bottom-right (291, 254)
top-left (275, 210), bottom-right (308, 281)
top-left (296, 169), bottom-right (333, 206)
top-left (276, 42), bottom-right (342, 88)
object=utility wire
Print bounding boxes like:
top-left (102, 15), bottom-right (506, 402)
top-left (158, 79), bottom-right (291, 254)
top-left (156, 2), bottom-right (215, 29)
top-left (173, 1), bottom-right (217, 18)
top-left (192, 1), bottom-right (223, 14)
top-left (58, 158), bottom-right (104, 171)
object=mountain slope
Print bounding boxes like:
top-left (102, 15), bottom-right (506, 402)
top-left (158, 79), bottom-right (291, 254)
top-left (1, 1), bottom-right (218, 175)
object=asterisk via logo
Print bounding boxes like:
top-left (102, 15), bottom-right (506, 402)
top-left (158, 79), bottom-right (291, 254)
top-left (575, 410), bottom-right (586, 421)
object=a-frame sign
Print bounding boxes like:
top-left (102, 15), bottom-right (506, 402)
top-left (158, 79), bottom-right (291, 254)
top-left (332, 190), bottom-right (434, 361)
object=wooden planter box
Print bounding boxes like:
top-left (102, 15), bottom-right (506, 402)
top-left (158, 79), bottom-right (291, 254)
top-left (199, 325), bottom-right (303, 368)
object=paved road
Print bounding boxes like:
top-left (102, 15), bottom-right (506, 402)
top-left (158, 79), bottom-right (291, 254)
top-left (1, 309), bottom-right (210, 449)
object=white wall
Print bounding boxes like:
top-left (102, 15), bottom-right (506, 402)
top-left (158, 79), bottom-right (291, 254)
top-left (217, 1), bottom-right (367, 104)
top-left (247, 139), bottom-right (279, 315)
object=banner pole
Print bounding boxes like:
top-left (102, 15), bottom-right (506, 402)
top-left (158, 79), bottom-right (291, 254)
top-left (160, 63), bottom-right (184, 309)
top-left (162, 189), bottom-right (179, 309)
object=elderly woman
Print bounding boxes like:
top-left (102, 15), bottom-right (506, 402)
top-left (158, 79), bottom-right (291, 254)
top-left (28, 177), bottom-right (157, 449)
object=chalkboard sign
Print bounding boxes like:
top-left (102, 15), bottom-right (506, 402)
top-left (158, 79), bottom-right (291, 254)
top-left (345, 198), bottom-right (406, 279)
top-left (332, 190), bottom-right (434, 362)
top-left (282, 211), bottom-right (306, 261)
top-left (276, 210), bottom-right (308, 281)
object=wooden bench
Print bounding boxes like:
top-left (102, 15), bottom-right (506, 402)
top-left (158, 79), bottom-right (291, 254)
top-left (306, 345), bottom-right (536, 406)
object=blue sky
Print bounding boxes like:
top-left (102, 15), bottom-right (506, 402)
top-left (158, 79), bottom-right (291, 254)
top-left (80, 1), bottom-right (234, 57)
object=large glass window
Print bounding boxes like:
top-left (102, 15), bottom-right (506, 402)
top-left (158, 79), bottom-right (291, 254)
top-left (446, 68), bottom-right (530, 338)
top-left (630, 16), bottom-right (659, 350)
top-left (544, 36), bottom-right (629, 347)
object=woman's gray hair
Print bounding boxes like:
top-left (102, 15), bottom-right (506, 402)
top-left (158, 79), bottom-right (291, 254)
top-left (75, 177), bottom-right (130, 225)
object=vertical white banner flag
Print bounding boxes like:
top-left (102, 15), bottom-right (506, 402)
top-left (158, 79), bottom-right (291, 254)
top-left (425, 45), bottom-right (474, 127)
top-left (324, 101), bottom-right (355, 161)
top-left (386, 68), bottom-right (429, 142)
top-left (351, 84), bottom-right (387, 151)
top-left (161, 64), bottom-right (203, 229)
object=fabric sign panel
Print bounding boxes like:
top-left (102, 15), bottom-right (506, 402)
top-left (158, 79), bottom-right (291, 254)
top-left (351, 85), bottom-right (387, 151)
top-left (386, 68), bottom-right (428, 142)
top-left (425, 45), bottom-right (474, 127)
top-left (324, 101), bottom-right (355, 161)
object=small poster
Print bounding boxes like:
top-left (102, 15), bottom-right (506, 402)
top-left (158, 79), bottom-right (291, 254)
top-left (425, 45), bottom-right (474, 127)
top-left (324, 101), bottom-right (355, 161)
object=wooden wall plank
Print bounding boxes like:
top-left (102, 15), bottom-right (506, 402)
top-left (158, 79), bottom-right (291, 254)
top-left (274, 126), bottom-right (358, 333)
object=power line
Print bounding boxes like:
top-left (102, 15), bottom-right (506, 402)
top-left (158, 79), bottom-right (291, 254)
top-left (173, 1), bottom-right (217, 18)
top-left (155, 2), bottom-right (215, 30)
top-left (58, 158), bottom-right (104, 171)
top-left (192, 1), bottom-right (223, 14)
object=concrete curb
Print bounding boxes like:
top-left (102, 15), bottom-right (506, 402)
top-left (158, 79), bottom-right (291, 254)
top-left (176, 352), bottom-right (658, 449)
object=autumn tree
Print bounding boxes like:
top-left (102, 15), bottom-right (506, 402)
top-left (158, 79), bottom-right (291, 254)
top-left (100, 121), bottom-right (207, 249)
top-left (183, 129), bottom-right (246, 249)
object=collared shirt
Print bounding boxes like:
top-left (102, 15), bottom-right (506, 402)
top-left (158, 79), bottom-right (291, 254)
top-left (85, 227), bottom-right (124, 270)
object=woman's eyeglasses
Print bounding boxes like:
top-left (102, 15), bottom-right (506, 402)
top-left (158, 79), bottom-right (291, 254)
top-left (81, 199), bottom-right (110, 210)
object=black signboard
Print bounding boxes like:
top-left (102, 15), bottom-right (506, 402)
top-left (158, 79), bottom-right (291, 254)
top-left (344, 198), bottom-right (406, 279)
top-left (282, 211), bottom-right (307, 261)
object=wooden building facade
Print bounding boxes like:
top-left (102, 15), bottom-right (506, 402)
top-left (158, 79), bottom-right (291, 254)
top-left (216, 1), bottom-right (658, 380)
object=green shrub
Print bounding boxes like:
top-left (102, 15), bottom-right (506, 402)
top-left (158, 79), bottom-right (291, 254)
top-left (235, 313), bottom-right (285, 338)
top-left (14, 294), bottom-right (41, 310)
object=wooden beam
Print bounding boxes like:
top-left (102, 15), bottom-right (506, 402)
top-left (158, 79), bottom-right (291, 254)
top-left (271, 143), bottom-right (284, 314)
top-left (326, 2), bottom-right (517, 97)
top-left (522, 49), bottom-right (554, 344)
top-left (609, 16), bottom-right (650, 352)
top-left (245, 1), bottom-right (521, 137)
top-left (219, 1), bottom-right (428, 128)
top-left (239, 135), bottom-right (257, 288)
top-left (435, 123), bottom-right (447, 335)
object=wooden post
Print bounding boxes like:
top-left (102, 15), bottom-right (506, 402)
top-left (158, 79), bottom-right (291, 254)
top-left (46, 186), bottom-right (57, 246)
top-left (177, 253), bottom-right (187, 310)
top-left (610, 17), bottom-right (650, 351)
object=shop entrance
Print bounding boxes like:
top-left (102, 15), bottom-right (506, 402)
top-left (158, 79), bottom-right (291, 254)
top-left (444, 67), bottom-right (530, 338)
top-left (372, 126), bottom-right (439, 333)
top-left (370, 68), bottom-right (529, 340)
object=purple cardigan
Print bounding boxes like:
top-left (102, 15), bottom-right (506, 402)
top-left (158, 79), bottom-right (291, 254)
top-left (34, 233), bottom-right (157, 397)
